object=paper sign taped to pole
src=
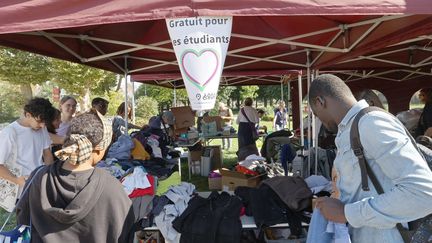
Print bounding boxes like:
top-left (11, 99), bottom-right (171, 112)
top-left (166, 17), bottom-right (232, 110)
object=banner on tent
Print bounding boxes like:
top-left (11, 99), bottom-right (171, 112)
top-left (166, 16), bottom-right (232, 110)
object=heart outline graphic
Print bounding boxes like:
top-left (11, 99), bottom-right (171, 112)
top-left (180, 49), bottom-right (219, 91)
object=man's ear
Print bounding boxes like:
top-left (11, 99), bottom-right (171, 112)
top-left (316, 96), bottom-right (325, 107)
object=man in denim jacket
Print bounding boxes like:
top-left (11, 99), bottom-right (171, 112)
top-left (309, 74), bottom-right (432, 242)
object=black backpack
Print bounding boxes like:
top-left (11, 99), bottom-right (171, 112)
top-left (351, 106), bottom-right (432, 243)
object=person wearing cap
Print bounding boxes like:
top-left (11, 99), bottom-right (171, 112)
top-left (91, 97), bottom-right (109, 116)
top-left (16, 109), bottom-right (135, 243)
top-left (112, 102), bottom-right (141, 143)
top-left (144, 111), bottom-right (175, 158)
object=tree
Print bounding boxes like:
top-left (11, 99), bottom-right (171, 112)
top-left (0, 48), bottom-right (52, 100)
top-left (135, 85), bottom-right (189, 111)
top-left (257, 85), bottom-right (281, 107)
top-left (135, 96), bottom-right (159, 125)
top-left (0, 81), bottom-right (26, 123)
top-left (51, 60), bottom-right (117, 110)
top-left (217, 86), bottom-right (235, 106)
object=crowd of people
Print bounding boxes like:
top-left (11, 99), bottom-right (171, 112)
top-left (0, 75), bottom-right (432, 242)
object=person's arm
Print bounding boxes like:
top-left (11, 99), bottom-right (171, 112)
top-left (43, 148), bottom-right (54, 165)
top-left (344, 113), bottom-right (432, 228)
top-left (425, 127), bottom-right (432, 137)
top-left (273, 113), bottom-right (277, 129)
top-left (0, 165), bottom-right (26, 186)
top-left (49, 133), bottom-right (65, 145)
top-left (236, 110), bottom-right (241, 124)
top-left (227, 108), bottom-right (234, 120)
top-left (127, 122), bottom-right (141, 130)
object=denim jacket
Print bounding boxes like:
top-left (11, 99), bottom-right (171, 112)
top-left (335, 100), bottom-right (432, 243)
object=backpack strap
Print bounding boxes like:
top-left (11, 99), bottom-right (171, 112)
top-left (350, 106), bottom-right (415, 242)
top-left (350, 106), bottom-right (383, 192)
top-left (241, 108), bottom-right (253, 124)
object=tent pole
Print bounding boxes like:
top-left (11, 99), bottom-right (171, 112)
top-left (298, 73), bottom-right (304, 150)
top-left (314, 69), bottom-right (320, 175)
top-left (131, 78), bottom-right (136, 124)
top-left (310, 70), bottom-right (317, 175)
top-left (280, 82), bottom-right (284, 103)
top-left (287, 80), bottom-right (291, 130)
top-left (124, 56), bottom-right (129, 131)
top-left (306, 50), bottom-right (311, 177)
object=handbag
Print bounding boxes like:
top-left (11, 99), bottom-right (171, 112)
top-left (0, 166), bottom-right (44, 243)
top-left (351, 106), bottom-right (432, 243)
top-left (0, 126), bottom-right (22, 212)
top-left (241, 108), bottom-right (259, 141)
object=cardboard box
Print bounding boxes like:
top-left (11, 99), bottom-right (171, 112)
top-left (204, 145), bottom-right (222, 170)
top-left (208, 177), bottom-right (222, 190)
top-left (171, 106), bottom-right (195, 130)
top-left (189, 149), bottom-right (203, 162)
top-left (202, 116), bottom-right (223, 131)
top-left (221, 168), bottom-right (263, 191)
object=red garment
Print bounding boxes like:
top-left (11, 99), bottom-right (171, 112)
top-left (235, 165), bottom-right (259, 176)
top-left (128, 175), bottom-right (155, 198)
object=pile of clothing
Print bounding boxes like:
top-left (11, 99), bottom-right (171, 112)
top-left (233, 154), bottom-right (288, 178)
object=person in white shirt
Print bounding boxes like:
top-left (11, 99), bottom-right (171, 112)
top-left (0, 97), bottom-right (55, 187)
top-left (236, 97), bottom-right (259, 149)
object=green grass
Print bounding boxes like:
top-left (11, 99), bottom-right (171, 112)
top-left (0, 208), bottom-right (16, 231)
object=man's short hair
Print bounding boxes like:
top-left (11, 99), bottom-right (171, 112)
top-left (23, 97), bottom-right (55, 122)
top-left (257, 109), bottom-right (265, 115)
top-left (308, 74), bottom-right (354, 103)
top-left (91, 97), bottom-right (109, 107)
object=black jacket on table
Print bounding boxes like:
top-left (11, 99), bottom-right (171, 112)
top-left (172, 191), bottom-right (242, 243)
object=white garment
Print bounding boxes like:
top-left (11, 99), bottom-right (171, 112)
top-left (236, 106), bottom-right (259, 124)
top-left (244, 154), bottom-right (266, 161)
top-left (121, 167), bottom-right (151, 195)
top-left (0, 121), bottom-right (51, 175)
top-left (154, 182), bottom-right (196, 243)
top-left (55, 121), bottom-right (71, 137)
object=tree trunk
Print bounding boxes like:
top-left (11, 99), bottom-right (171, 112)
top-left (20, 83), bottom-right (34, 101)
top-left (115, 74), bottom-right (122, 92)
top-left (264, 97), bottom-right (267, 107)
top-left (77, 88), bottom-right (91, 113)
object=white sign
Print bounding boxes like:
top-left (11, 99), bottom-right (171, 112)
top-left (166, 16), bottom-right (232, 110)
